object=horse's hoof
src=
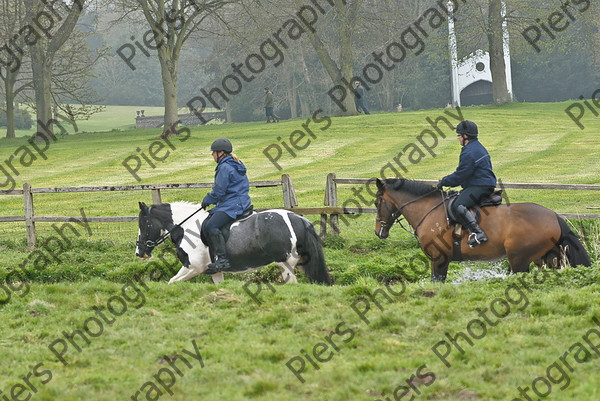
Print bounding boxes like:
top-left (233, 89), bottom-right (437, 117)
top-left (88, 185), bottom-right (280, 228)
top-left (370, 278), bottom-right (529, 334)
top-left (203, 268), bottom-right (218, 275)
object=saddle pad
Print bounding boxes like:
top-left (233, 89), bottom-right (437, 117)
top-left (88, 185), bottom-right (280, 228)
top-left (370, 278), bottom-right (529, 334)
top-left (446, 190), bottom-right (502, 225)
top-left (200, 205), bottom-right (255, 246)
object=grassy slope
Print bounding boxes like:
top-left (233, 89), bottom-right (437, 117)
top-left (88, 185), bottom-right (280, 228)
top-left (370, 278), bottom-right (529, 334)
top-left (1, 102), bottom-right (600, 400)
top-left (6, 105), bottom-right (221, 137)
top-left (1, 102), bottom-right (599, 216)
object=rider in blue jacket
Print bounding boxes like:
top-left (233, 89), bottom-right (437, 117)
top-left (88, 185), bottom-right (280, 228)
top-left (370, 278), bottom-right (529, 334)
top-left (202, 138), bottom-right (252, 273)
top-left (438, 121), bottom-right (496, 247)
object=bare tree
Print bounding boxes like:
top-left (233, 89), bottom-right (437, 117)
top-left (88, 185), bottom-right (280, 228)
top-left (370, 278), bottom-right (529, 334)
top-left (49, 28), bottom-right (107, 125)
top-left (23, 0), bottom-right (87, 136)
top-left (296, 0), bottom-right (362, 115)
top-left (487, 0), bottom-right (510, 104)
top-left (112, 0), bottom-right (233, 138)
top-left (0, 0), bottom-right (31, 138)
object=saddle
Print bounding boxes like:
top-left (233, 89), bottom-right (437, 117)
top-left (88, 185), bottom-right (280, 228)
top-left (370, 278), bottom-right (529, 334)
top-left (445, 190), bottom-right (503, 225)
top-left (200, 204), bottom-right (255, 246)
top-left (445, 190), bottom-right (502, 260)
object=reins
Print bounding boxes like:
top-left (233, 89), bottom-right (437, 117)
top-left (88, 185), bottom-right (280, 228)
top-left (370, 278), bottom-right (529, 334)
top-left (377, 189), bottom-right (445, 237)
top-left (139, 205), bottom-right (205, 249)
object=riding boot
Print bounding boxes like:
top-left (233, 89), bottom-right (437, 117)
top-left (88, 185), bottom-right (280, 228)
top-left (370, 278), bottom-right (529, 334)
top-left (204, 231), bottom-right (231, 274)
top-left (456, 205), bottom-right (488, 247)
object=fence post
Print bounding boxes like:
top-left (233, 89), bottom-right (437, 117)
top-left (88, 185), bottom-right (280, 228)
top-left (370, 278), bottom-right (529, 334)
top-left (24, 183), bottom-right (36, 247)
top-left (151, 188), bottom-right (162, 204)
top-left (281, 174), bottom-right (298, 208)
top-left (324, 173), bottom-right (340, 235)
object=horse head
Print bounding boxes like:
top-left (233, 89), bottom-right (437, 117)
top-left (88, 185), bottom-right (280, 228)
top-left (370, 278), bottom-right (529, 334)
top-left (136, 202), bottom-right (164, 258)
top-left (375, 179), bottom-right (401, 239)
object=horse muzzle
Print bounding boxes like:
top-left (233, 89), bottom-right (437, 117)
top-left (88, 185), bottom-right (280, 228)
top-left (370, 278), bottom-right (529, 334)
top-left (135, 246), bottom-right (152, 259)
top-left (375, 229), bottom-right (389, 240)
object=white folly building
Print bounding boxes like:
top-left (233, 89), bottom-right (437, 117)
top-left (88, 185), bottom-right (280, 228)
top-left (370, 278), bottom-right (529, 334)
top-left (448, 1), bottom-right (513, 106)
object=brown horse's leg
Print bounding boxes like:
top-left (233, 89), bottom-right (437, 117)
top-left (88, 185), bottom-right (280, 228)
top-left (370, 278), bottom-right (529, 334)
top-left (507, 254), bottom-right (531, 273)
top-left (431, 258), bottom-right (450, 282)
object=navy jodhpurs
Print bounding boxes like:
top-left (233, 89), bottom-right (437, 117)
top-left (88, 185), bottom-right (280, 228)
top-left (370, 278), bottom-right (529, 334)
top-left (202, 211), bottom-right (234, 236)
top-left (451, 186), bottom-right (495, 215)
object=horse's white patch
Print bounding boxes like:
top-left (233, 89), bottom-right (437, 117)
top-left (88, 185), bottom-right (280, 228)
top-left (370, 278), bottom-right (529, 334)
top-left (169, 201), bottom-right (211, 274)
top-left (135, 229), bottom-right (141, 256)
top-left (269, 209), bottom-right (299, 260)
top-left (277, 262), bottom-right (298, 283)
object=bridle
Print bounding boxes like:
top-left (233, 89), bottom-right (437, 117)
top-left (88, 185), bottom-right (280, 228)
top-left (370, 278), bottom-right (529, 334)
top-left (137, 205), bottom-right (205, 250)
top-left (377, 189), bottom-right (445, 237)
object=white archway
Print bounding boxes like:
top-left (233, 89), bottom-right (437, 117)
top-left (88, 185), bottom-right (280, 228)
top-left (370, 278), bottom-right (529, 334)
top-left (448, 1), bottom-right (513, 107)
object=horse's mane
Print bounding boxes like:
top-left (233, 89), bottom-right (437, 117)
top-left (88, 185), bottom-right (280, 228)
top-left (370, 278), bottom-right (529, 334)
top-left (385, 179), bottom-right (436, 196)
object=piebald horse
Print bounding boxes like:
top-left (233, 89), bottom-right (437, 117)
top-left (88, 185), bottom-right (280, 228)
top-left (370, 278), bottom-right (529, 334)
top-left (136, 201), bottom-right (332, 285)
top-left (375, 179), bottom-right (591, 281)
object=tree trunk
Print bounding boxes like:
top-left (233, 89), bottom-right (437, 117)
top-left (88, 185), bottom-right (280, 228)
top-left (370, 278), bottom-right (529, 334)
top-left (338, 3), bottom-right (357, 114)
top-left (30, 45), bottom-right (54, 137)
top-left (4, 72), bottom-right (16, 139)
top-left (158, 51), bottom-right (179, 139)
top-left (225, 101), bottom-right (232, 123)
top-left (298, 93), bottom-right (311, 117)
top-left (383, 77), bottom-right (394, 111)
top-left (594, 18), bottom-right (600, 79)
top-left (288, 73), bottom-right (298, 119)
top-left (298, 48), bottom-right (317, 115)
top-left (488, 0), bottom-right (511, 105)
top-left (303, 0), bottom-right (361, 116)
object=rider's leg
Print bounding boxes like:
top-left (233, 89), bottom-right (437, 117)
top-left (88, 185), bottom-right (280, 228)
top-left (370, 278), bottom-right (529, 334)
top-left (452, 187), bottom-right (494, 247)
top-left (203, 211), bottom-right (234, 273)
top-left (455, 204), bottom-right (487, 246)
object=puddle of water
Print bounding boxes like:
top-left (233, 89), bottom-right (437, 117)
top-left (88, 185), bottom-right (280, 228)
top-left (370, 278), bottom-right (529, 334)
top-left (451, 262), bottom-right (509, 284)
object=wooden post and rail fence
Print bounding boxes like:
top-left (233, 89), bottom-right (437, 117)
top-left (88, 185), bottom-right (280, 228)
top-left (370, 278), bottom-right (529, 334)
top-left (1, 173), bottom-right (599, 247)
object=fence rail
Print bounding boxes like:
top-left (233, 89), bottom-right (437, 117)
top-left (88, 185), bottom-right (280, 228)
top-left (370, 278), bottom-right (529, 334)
top-left (2, 176), bottom-right (297, 246)
top-left (1, 174), bottom-right (599, 246)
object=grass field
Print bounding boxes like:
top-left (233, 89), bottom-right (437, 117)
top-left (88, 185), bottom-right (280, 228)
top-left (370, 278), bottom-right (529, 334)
top-left (1, 102), bottom-right (600, 400)
top-left (6, 105), bottom-right (221, 137)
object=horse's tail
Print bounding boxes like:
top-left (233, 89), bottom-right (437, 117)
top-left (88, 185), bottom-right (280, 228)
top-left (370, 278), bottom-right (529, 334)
top-left (297, 218), bottom-right (332, 285)
top-left (556, 214), bottom-right (591, 267)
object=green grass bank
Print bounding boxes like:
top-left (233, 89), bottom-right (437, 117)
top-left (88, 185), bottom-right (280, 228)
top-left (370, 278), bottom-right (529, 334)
top-left (0, 102), bottom-right (599, 400)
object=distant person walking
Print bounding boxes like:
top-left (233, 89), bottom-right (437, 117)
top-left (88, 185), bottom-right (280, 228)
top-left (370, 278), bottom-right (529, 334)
top-left (264, 87), bottom-right (280, 123)
top-left (354, 81), bottom-right (370, 115)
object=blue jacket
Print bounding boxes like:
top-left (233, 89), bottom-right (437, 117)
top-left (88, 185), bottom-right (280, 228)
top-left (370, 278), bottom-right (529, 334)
top-left (203, 156), bottom-right (251, 218)
top-left (441, 139), bottom-right (496, 189)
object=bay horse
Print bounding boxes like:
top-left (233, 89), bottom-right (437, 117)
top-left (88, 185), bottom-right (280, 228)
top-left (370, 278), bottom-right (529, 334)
top-left (136, 201), bottom-right (332, 285)
top-left (375, 179), bottom-right (591, 281)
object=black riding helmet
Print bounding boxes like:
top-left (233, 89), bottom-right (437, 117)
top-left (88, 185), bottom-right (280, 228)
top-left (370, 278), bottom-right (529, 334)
top-left (456, 120), bottom-right (478, 138)
top-left (210, 138), bottom-right (233, 153)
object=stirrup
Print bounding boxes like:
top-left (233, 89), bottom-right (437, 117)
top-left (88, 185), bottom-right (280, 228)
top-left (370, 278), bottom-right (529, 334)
top-left (204, 264), bottom-right (228, 275)
top-left (204, 258), bottom-right (231, 274)
top-left (468, 233), bottom-right (486, 247)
